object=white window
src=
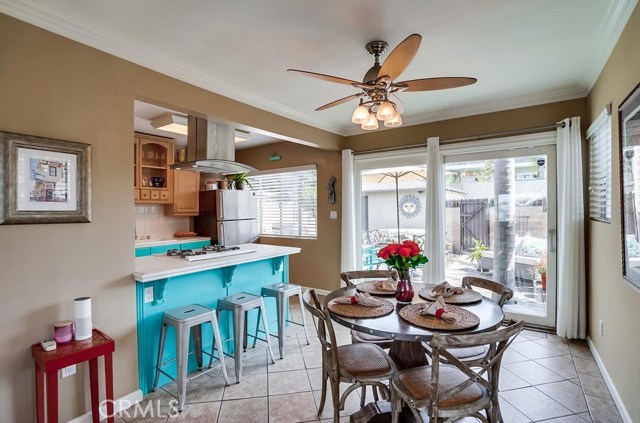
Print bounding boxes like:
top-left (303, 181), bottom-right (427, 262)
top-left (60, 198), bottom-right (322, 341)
top-left (587, 106), bottom-right (612, 222)
top-left (250, 165), bottom-right (317, 238)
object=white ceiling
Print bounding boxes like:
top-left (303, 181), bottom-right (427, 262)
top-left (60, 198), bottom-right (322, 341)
top-left (1, 0), bottom-right (637, 137)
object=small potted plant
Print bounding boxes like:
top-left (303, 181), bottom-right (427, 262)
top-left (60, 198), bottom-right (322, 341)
top-left (228, 173), bottom-right (253, 190)
top-left (536, 259), bottom-right (547, 291)
top-left (468, 238), bottom-right (488, 271)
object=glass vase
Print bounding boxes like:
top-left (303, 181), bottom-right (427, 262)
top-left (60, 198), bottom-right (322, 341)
top-left (395, 269), bottom-right (414, 304)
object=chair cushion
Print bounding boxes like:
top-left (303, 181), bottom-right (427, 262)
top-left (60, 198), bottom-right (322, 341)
top-left (337, 343), bottom-right (391, 376)
top-left (449, 346), bottom-right (489, 360)
top-left (397, 364), bottom-right (483, 407)
top-left (352, 331), bottom-right (392, 342)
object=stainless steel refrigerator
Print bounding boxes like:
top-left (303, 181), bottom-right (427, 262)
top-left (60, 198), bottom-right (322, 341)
top-left (194, 190), bottom-right (259, 246)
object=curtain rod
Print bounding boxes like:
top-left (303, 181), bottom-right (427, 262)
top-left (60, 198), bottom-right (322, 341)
top-left (352, 121), bottom-right (566, 156)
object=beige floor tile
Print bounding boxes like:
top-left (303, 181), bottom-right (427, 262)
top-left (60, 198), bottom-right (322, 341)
top-left (166, 401), bottom-right (221, 422)
top-left (535, 355), bottom-right (578, 379)
top-left (577, 411), bottom-right (593, 421)
top-left (217, 397), bottom-right (268, 423)
top-left (501, 348), bottom-right (530, 364)
top-left (496, 397), bottom-right (532, 423)
top-left (313, 387), bottom-right (362, 419)
top-left (268, 369), bottom-right (312, 395)
top-left (269, 391), bottom-right (319, 422)
top-left (222, 373), bottom-right (268, 400)
top-left (500, 387), bottom-right (572, 421)
top-left (511, 340), bottom-right (563, 360)
top-left (520, 329), bottom-right (548, 340)
top-left (537, 416), bottom-right (592, 423)
top-left (268, 351), bottom-right (307, 372)
top-left (578, 374), bottom-right (612, 400)
top-left (503, 360), bottom-right (565, 385)
top-left (569, 341), bottom-right (593, 359)
top-left (532, 337), bottom-right (571, 354)
top-left (573, 357), bottom-right (602, 378)
top-left (498, 367), bottom-right (530, 391)
top-left (122, 401), bottom-right (175, 423)
top-left (536, 380), bottom-right (588, 413)
top-left (302, 350), bottom-right (324, 369)
top-left (584, 394), bottom-right (623, 423)
top-left (101, 415), bottom-right (128, 423)
top-left (185, 376), bottom-right (227, 403)
top-left (307, 367), bottom-right (325, 391)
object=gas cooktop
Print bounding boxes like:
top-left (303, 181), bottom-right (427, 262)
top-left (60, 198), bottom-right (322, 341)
top-left (165, 245), bottom-right (255, 262)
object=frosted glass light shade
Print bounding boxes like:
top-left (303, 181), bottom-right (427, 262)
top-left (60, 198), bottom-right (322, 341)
top-left (351, 105), bottom-right (370, 124)
top-left (384, 112), bottom-right (403, 128)
top-left (361, 113), bottom-right (379, 130)
top-left (376, 101), bottom-right (396, 121)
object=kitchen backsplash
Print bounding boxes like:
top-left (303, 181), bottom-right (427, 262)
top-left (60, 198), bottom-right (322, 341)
top-left (135, 205), bottom-right (190, 240)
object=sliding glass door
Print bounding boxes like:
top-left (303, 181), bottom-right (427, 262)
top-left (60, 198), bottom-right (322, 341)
top-left (443, 143), bottom-right (557, 327)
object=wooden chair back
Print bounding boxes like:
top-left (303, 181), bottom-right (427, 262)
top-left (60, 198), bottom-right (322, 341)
top-left (429, 320), bottom-right (524, 418)
top-left (301, 289), bottom-right (341, 377)
top-left (340, 269), bottom-right (398, 287)
top-left (462, 276), bottom-right (513, 307)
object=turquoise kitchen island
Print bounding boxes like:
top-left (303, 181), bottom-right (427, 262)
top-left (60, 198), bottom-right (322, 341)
top-left (134, 243), bottom-right (301, 394)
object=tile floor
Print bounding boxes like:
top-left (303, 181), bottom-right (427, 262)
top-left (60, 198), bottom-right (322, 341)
top-left (115, 304), bottom-right (623, 423)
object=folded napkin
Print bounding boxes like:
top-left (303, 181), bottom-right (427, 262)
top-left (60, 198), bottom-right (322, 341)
top-left (419, 296), bottom-right (460, 323)
top-left (373, 277), bottom-right (397, 292)
top-left (334, 292), bottom-right (386, 307)
top-left (431, 281), bottom-right (464, 298)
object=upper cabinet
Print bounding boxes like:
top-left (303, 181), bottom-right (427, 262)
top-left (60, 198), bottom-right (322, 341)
top-left (165, 169), bottom-right (200, 216)
top-left (134, 133), bottom-right (174, 204)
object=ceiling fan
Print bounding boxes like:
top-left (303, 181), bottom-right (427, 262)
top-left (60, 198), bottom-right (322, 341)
top-left (288, 34), bottom-right (477, 130)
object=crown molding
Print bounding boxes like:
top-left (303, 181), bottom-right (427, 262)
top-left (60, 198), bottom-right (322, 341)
top-left (0, 0), bottom-right (347, 135)
top-left (580, 0), bottom-right (639, 91)
top-left (340, 85), bottom-right (588, 136)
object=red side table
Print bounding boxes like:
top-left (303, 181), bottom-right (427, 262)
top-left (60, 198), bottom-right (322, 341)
top-left (32, 329), bottom-right (115, 423)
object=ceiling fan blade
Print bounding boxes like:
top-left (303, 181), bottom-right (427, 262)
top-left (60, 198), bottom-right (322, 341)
top-left (389, 94), bottom-right (405, 114)
top-left (315, 93), bottom-right (363, 111)
top-left (287, 69), bottom-right (359, 86)
top-left (399, 77), bottom-right (477, 92)
top-left (379, 34), bottom-right (422, 81)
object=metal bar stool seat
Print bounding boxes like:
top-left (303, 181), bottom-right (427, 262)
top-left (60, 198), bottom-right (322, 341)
top-left (255, 282), bottom-right (311, 359)
top-left (152, 304), bottom-right (229, 412)
top-left (217, 293), bottom-right (276, 383)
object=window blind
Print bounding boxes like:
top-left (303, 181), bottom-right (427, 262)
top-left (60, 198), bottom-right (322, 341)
top-left (249, 166), bottom-right (317, 238)
top-left (587, 107), bottom-right (612, 222)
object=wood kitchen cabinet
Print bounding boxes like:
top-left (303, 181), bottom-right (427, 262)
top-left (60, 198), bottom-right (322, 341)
top-left (134, 133), bottom-right (174, 204)
top-left (164, 169), bottom-right (200, 216)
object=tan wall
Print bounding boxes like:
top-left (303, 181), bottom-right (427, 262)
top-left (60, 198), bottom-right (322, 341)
top-left (586, 4), bottom-right (640, 421)
top-left (0, 14), bottom-right (340, 422)
top-left (236, 142), bottom-right (343, 292)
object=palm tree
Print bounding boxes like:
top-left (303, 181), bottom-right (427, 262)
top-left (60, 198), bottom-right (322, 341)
top-left (493, 158), bottom-right (516, 289)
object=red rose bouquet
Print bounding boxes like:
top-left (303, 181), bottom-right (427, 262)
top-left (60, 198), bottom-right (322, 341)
top-left (377, 240), bottom-right (429, 276)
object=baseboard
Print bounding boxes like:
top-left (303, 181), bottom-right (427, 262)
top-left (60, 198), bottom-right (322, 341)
top-left (586, 337), bottom-right (632, 423)
top-left (67, 389), bottom-right (143, 423)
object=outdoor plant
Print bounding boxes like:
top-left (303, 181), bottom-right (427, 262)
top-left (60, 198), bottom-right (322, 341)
top-left (536, 258), bottom-right (547, 275)
top-left (377, 240), bottom-right (429, 277)
top-left (468, 238), bottom-right (488, 265)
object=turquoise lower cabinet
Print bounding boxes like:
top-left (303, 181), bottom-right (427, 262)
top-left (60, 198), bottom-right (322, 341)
top-left (180, 240), bottom-right (211, 250)
top-left (149, 244), bottom-right (181, 255)
top-left (135, 255), bottom-right (289, 395)
top-left (135, 247), bottom-right (151, 257)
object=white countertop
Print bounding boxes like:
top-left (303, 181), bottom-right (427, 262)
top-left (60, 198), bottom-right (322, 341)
top-left (135, 237), bottom-right (211, 248)
top-left (134, 243), bottom-right (301, 283)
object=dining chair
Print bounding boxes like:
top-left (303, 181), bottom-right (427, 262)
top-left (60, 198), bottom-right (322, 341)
top-left (391, 320), bottom-right (524, 423)
top-left (425, 276), bottom-right (514, 365)
top-left (340, 270), bottom-right (398, 350)
top-left (302, 289), bottom-right (397, 422)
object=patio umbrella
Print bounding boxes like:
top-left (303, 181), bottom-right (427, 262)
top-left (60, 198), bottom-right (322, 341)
top-left (362, 166), bottom-right (427, 242)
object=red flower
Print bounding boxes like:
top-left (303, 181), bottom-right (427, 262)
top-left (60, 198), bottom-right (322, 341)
top-left (398, 246), bottom-right (412, 257)
top-left (386, 243), bottom-right (399, 255)
top-left (377, 248), bottom-right (389, 259)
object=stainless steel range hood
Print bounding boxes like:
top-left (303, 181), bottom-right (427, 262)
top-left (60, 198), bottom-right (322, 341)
top-left (170, 116), bottom-right (256, 175)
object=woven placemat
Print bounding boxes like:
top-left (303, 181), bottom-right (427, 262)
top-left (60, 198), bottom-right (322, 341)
top-left (327, 297), bottom-right (394, 318)
top-left (418, 284), bottom-right (483, 304)
top-left (399, 303), bottom-right (480, 331)
top-left (356, 281), bottom-right (397, 296)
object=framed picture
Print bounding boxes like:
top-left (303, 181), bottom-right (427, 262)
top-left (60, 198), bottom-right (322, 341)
top-left (618, 82), bottom-right (640, 290)
top-left (0, 131), bottom-right (91, 224)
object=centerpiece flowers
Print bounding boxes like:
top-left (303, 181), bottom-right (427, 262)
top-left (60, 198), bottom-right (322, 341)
top-left (377, 240), bottom-right (429, 303)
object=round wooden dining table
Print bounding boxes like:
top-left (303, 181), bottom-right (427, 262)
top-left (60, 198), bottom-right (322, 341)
top-left (324, 282), bottom-right (504, 370)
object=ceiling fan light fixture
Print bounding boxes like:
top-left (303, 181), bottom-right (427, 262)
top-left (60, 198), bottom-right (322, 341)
top-left (384, 112), bottom-right (403, 128)
top-left (361, 113), bottom-right (379, 130)
top-left (351, 104), bottom-right (370, 124)
top-left (376, 101), bottom-right (396, 121)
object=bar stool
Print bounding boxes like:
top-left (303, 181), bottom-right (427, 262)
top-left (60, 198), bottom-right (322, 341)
top-left (217, 293), bottom-right (276, 383)
top-left (255, 282), bottom-right (310, 359)
top-left (152, 304), bottom-right (229, 412)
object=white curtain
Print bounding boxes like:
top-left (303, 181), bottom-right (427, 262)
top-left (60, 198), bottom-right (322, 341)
top-left (341, 149), bottom-right (357, 272)
top-left (424, 137), bottom-right (446, 283)
top-left (556, 117), bottom-right (587, 339)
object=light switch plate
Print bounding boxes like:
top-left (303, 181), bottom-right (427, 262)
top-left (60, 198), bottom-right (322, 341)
top-left (60, 365), bottom-right (76, 378)
top-left (144, 286), bottom-right (154, 303)
top-left (330, 211), bottom-right (338, 219)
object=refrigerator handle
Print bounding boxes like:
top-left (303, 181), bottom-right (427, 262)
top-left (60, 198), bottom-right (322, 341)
top-left (219, 222), bottom-right (225, 246)
top-left (217, 191), bottom-right (224, 220)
